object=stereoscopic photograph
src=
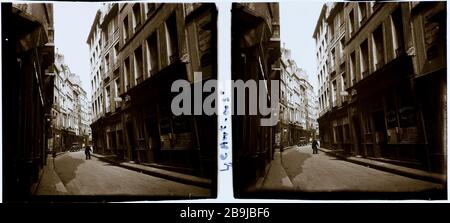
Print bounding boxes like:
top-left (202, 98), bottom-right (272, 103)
top-left (2, 2), bottom-right (217, 202)
top-left (233, 1), bottom-right (447, 200)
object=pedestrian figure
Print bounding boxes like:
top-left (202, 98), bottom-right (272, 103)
top-left (312, 138), bottom-right (319, 154)
top-left (85, 145), bottom-right (92, 160)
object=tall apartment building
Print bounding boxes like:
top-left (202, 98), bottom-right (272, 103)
top-left (51, 52), bottom-right (92, 152)
top-left (314, 2), bottom-right (446, 173)
top-left (3, 3), bottom-right (55, 201)
top-left (278, 47), bottom-right (318, 148)
top-left (87, 10), bottom-right (104, 124)
top-left (87, 3), bottom-right (218, 179)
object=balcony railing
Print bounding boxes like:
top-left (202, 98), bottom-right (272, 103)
top-left (113, 28), bottom-right (119, 41)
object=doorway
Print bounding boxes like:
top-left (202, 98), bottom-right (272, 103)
top-left (352, 115), bottom-right (362, 156)
top-left (145, 116), bottom-right (160, 163)
top-left (126, 121), bottom-right (137, 162)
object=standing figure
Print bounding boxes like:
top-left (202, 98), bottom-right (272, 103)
top-left (85, 145), bottom-right (92, 160)
top-left (312, 138), bottom-right (319, 154)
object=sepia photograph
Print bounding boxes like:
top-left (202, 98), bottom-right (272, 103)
top-left (2, 2), bottom-right (218, 202)
top-left (232, 1), bottom-right (447, 200)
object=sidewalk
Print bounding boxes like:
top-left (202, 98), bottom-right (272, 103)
top-left (91, 153), bottom-right (211, 188)
top-left (318, 147), bottom-right (446, 184)
top-left (254, 149), bottom-right (294, 191)
top-left (35, 154), bottom-right (70, 195)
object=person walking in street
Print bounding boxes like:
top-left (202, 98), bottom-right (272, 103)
top-left (312, 138), bottom-right (319, 154)
top-left (85, 144), bottom-right (92, 160)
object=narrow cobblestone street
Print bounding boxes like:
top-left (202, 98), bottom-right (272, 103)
top-left (37, 151), bottom-right (210, 197)
top-left (280, 145), bottom-right (444, 192)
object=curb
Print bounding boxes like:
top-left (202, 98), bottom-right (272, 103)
top-left (91, 154), bottom-right (211, 188)
top-left (318, 148), bottom-right (446, 184)
top-left (35, 156), bottom-right (70, 195)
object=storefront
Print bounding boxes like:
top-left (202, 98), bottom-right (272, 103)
top-left (350, 55), bottom-right (428, 168)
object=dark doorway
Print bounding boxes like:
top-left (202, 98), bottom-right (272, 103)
top-left (145, 116), bottom-right (160, 163)
top-left (372, 110), bottom-right (388, 158)
top-left (352, 116), bottom-right (362, 156)
top-left (126, 121), bottom-right (137, 162)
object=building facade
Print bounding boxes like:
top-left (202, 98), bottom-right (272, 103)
top-left (87, 3), bottom-right (218, 179)
top-left (50, 52), bottom-right (91, 152)
top-left (278, 47), bottom-right (318, 148)
top-left (232, 2), bottom-right (280, 192)
top-left (3, 3), bottom-right (55, 201)
top-left (314, 2), bottom-right (446, 173)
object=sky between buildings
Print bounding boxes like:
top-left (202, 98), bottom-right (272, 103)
top-left (54, 3), bottom-right (102, 100)
top-left (54, 1), bottom-right (323, 100)
top-left (280, 1), bottom-right (323, 94)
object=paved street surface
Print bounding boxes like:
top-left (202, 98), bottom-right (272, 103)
top-left (50, 151), bottom-right (210, 197)
top-left (281, 145), bottom-right (444, 192)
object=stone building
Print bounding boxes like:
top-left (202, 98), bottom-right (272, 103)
top-left (3, 3), bottom-right (55, 201)
top-left (314, 2), bottom-right (446, 173)
top-left (278, 47), bottom-right (318, 148)
top-left (50, 52), bottom-right (91, 152)
top-left (232, 2), bottom-right (280, 192)
top-left (87, 3), bottom-right (218, 179)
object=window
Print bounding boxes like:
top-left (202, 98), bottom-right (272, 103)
top-left (115, 78), bottom-right (120, 97)
top-left (349, 10), bottom-right (355, 35)
top-left (423, 6), bottom-right (445, 61)
top-left (360, 39), bottom-right (369, 78)
top-left (329, 19), bottom-right (334, 38)
top-left (113, 43), bottom-right (119, 64)
top-left (331, 80), bottom-right (337, 107)
top-left (124, 57), bottom-right (131, 89)
top-left (105, 53), bottom-right (110, 74)
top-left (391, 7), bottom-right (404, 57)
top-left (103, 29), bottom-right (109, 45)
top-left (108, 18), bottom-right (115, 38)
top-left (330, 48), bottom-right (335, 70)
top-left (359, 3), bottom-right (367, 23)
top-left (105, 85), bottom-right (111, 112)
top-left (134, 46), bottom-right (143, 83)
top-left (123, 16), bottom-right (129, 43)
top-left (372, 25), bottom-right (385, 70)
top-left (165, 13), bottom-right (179, 64)
top-left (197, 13), bottom-right (215, 79)
top-left (350, 51), bottom-right (356, 84)
top-left (341, 72), bottom-right (347, 92)
top-left (146, 32), bottom-right (159, 75)
top-left (339, 11), bottom-right (344, 27)
top-left (133, 4), bottom-right (141, 32)
top-left (146, 3), bottom-right (156, 18)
